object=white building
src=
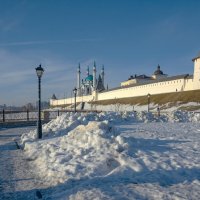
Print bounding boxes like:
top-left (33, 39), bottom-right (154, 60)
top-left (121, 65), bottom-right (168, 86)
top-left (50, 53), bottom-right (200, 107)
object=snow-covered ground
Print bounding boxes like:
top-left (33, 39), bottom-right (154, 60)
top-left (0, 127), bottom-right (54, 199)
top-left (67, 101), bottom-right (200, 112)
top-left (20, 111), bottom-right (200, 199)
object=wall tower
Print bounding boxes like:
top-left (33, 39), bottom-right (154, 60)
top-left (192, 53), bottom-right (200, 90)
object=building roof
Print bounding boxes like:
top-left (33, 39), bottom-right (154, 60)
top-left (135, 74), bottom-right (151, 79)
top-left (127, 74), bottom-right (151, 81)
top-left (126, 65), bottom-right (165, 82)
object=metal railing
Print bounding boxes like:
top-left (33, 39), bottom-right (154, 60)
top-left (0, 110), bottom-right (60, 122)
top-left (0, 109), bottom-right (101, 123)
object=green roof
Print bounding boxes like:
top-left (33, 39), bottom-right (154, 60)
top-left (85, 75), bottom-right (93, 82)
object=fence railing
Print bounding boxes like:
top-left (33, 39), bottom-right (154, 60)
top-left (0, 109), bottom-right (101, 123)
top-left (0, 110), bottom-right (64, 122)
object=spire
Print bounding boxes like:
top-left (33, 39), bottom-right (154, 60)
top-left (87, 66), bottom-right (89, 76)
top-left (51, 94), bottom-right (57, 100)
top-left (93, 61), bottom-right (96, 71)
top-left (96, 74), bottom-right (105, 92)
top-left (77, 63), bottom-right (81, 72)
top-left (93, 61), bottom-right (97, 90)
top-left (101, 65), bottom-right (105, 87)
top-left (77, 63), bottom-right (81, 96)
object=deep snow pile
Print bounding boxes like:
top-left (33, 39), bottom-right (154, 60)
top-left (79, 101), bottom-right (200, 112)
top-left (20, 111), bottom-right (200, 144)
top-left (20, 111), bottom-right (200, 199)
top-left (23, 120), bottom-right (122, 184)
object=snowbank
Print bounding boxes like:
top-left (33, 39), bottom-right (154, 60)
top-left (82, 101), bottom-right (200, 112)
top-left (20, 111), bottom-right (200, 199)
top-left (20, 111), bottom-right (200, 145)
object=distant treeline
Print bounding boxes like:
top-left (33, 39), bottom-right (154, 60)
top-left (0, 101), bottom-right (49, 111)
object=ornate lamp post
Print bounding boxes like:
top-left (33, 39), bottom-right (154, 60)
top-left (35, 64), bottom-right (44, 139)
top-left (147, 93), bottom-right (151, 112)
top-left (73, 87), bottom-right (77, 112)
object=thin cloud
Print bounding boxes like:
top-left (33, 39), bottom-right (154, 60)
top-left (0, 48), bottom-right (87, 105)
top-left (0, 38), bottom-right (102, 47)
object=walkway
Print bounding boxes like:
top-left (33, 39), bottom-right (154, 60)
top-left (0, 127), bottom-right (52, 199)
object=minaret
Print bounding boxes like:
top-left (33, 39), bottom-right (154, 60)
top-left (93, 61), bottom-right (97, 90)
top-left (87, 66), bottom-right (89, 76)
top-left (77, 63), bottom-right (81, 96)
top-left (101, 65), bottom-right (105, 87)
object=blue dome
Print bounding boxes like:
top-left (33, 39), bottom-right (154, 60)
top-left (85, 75), bottom-right (93, 82)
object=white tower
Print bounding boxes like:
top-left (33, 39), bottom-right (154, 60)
top-left (77, 63), bottom-right (81, 96)
top-left (93, 61), bottom-right (96, 90)
top-left (192, 53), bottom-right (200, 90)
top-left (101, 65), bottom-right (105, 87)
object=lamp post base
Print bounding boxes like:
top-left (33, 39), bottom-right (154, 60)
top-left (37, 120), bottom-right (42, 139)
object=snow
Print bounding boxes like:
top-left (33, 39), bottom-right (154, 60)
top-left (0, 127), bottom-right (53, 199)
top-left (77, 101), bottom-right (200, 112)
top-left (20, 111), bottom-right (200, 199)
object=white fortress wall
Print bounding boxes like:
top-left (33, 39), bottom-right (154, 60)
top-left (97, 77), bottom-right (192, 101)
top-left (50, 98), bottom-right (69, 107)
top-left (50, 95), bottom-right (94, 107)
top-left (76, 95), bottom-right (93, 103)
top-left (50, 76), bottom-right (195, 107)
top-left (183, 78), bottom-right (194, 90)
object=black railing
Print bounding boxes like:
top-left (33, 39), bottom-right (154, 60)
top-left (0, 110), bottom-right (36, 122)
top-left (0, 109), bottom-right (101, 123)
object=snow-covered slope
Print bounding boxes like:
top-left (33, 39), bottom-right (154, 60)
top-left (20, 111), bottom-right (200, 199)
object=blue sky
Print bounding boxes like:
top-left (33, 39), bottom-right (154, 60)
top-left (1, 0), bottom-right (200, 106)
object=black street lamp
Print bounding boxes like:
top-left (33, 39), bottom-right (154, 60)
top-left (35, 64), bottom-right (44, 139)
top-left (147, 93), bottom-right (151, 112)
top-left (73, 87), bottom-right (77, 112)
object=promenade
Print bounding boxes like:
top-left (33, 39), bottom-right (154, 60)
top-left (0, 127), bottom-right (51, 199)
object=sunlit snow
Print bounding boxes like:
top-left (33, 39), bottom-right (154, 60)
top-left (20, 111), bottom-right (200, 199)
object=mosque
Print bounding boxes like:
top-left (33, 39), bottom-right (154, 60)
top-left (50, 52), bottom-right (200, 107)
top-left (77, 62), bottom-right (105, 96)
